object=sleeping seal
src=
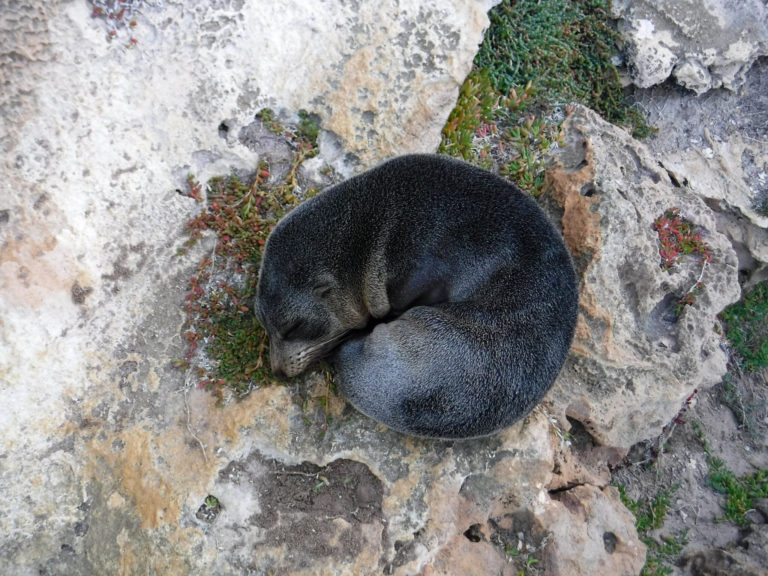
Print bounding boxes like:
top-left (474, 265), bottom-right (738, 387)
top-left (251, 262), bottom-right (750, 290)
top-left (254, 154), bottom-right (578, 439)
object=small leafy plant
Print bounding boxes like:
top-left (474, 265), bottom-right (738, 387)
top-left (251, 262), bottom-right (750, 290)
top-left (88, 0), bottom-right (154, 45)
top-left (439, 69), bottom-right (498, 163)
top-left (177, 110), bottom-right (319, 401)
top-left (500, 111), bottom-right (566, 196)
top-left (719, 281), bottom-right (768, 372)
top-left (694, 422), bottom-right (768, 526)
top-left (618, 484), bottom-right (687, 576)
top-left (196, 494), bottom-right (222, 524)
top-left (618, 484), bottom-right (677, 533)
top-left (652, 208), bottom-right (712, 271)
top-left (653, 208), bottom-right (713, 314)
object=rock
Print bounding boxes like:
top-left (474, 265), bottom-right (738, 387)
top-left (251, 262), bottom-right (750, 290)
top-left (680, 528), bottom-right (768, 576)
top-left (658, 131), bottom-right (768, 286)
top-left (0, 1), bottom-right (648, 574)
top-left (613, 0), bottom-right (768, 94)
top-left (540, 486), bottom-right (646, 576)
top-left (754, 498), bottom-right (768, 522)
top-left (629, 59), bottom-right (768, 287)
top-left (542, 105), bottom-right (741, 450)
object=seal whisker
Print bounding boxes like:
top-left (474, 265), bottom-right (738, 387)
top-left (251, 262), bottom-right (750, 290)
top-left (300, 330), bottom-right (352, 360)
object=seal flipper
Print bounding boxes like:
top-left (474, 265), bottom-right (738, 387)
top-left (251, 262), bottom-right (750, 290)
top-left (333, 301), bottom-right (566, 439)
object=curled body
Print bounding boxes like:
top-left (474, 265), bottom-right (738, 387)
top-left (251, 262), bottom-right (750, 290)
top-left (255, 154), bottom-right (579, 439)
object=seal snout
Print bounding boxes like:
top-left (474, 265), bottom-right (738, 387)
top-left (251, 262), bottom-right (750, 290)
top-left (270, 350), bottom-right (289, 380)
top-left (272, 366), bottom-right (288, 380)
top-left (268, 342), bottom-right (287, 380)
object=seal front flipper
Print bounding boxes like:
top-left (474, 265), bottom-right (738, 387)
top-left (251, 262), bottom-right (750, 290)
top-left (333, 298), bottom-right (572, 439)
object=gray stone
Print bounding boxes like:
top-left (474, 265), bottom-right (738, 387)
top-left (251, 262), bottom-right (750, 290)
top-left (613, 0), bottom-right (768, 94)
top-left (630, 58), bottom-right (768, 287)
top-left (543, 105), bottom-right (741, 450)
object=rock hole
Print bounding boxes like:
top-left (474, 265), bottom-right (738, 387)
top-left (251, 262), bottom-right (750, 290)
top-left (565, 416), bottom-right (597, 449)
top-left (603, 531), bottom-right (618, 553)
top-left (464, 523), bottom-right (483, 543)
top-left (579, 182), bottom-right (596, 197)
top-left (196, 494), bottom-right (222, 524)
top-left (659, 162), bottom-right (682, 188)
top-left (645, 293), bottom-right (682, 352)
top-left (218, 121), bottom-right (230, 138)
top-left (71, 281), bottom-right (93, 305)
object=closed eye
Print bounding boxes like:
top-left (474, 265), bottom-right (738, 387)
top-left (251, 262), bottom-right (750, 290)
top-left (280, 322), bottom-right (302, 341)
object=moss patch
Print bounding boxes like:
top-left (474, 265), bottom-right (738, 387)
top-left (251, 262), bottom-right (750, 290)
top-left (719, 281), bottom-right (768, 372)
top-left (440, 0), bottom-right (652, 194)
top-left (177, 111), bottom-right (319, 401)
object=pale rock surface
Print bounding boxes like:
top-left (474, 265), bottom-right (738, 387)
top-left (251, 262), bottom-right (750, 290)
top-left (543, 105), bottom-right (741, 450)
top-left (1, 0), bottom-right (747, 574)
top-left (631, 60), bottom-right (768, 287)
top-left (661, 133), bottom-right (768, 282)
top-left (612, 0), bottom-right (768, 94)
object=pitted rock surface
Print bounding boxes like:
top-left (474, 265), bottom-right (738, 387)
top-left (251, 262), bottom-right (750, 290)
top-left (612, 0), bottom-right (768, 94)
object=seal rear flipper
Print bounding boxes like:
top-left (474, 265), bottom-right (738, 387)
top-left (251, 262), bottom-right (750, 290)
top-left (333, 305), bottom-right (553, 439)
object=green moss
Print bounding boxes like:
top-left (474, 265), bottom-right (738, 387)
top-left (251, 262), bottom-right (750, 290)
top-left (618, 484), bottom-right (686, 575)
top-left (178, 114), bottom-right (319, 401)
top-left (719, 281), bottom-right (768, 372)
top-left (694, 422), bottom-right (768, 526)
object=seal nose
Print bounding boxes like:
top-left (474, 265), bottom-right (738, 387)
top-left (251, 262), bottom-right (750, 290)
top-left (270, 353), bottom-right (288, 380)
top-left (272, 366), bottom-right (287, 380)
top-left (269, 342), bottom-right (284, 379)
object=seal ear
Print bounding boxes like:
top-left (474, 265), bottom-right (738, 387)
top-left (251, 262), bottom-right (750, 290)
top-left (313, 282), bottom-right (333, 298)
top-left (312, 274), bottom-right (337, 299)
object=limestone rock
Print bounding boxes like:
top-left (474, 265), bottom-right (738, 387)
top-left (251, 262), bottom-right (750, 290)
top-left (613, 0), bottom-right (768, 94)
top-left (658, 132), bottom-right (768, 286)
top-left (540, 485), bottom-right (646, 576)
top-left (0, 1), bottom-right (648, 575)
top-left (543, 105), bottom-right (741, 450)
top-left (627, 59), bottom-right (768, 287)
top-left (680, 529), bottom-right (768, 576)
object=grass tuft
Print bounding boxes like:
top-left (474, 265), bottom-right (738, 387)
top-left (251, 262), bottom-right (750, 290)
top-left (177, 111), bottom-right (319, 401)
top-left (618, 484), bottom-right (687, 576)
top-left (440, 0), bottom-right (653, 195)
top-left (694, 422), bottom-right (768, 526)
top-left (719, 281), bottom-right (768, 372)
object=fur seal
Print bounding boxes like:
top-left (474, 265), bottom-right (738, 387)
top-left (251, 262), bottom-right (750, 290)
top-left (255, 154), bottom-right (578, 439)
